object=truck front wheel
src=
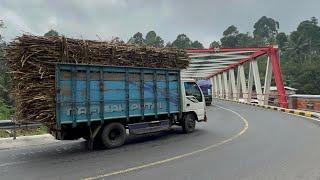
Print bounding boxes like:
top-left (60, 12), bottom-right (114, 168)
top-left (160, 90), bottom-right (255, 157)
top-left (182, 114), bottom-right (196, 133)
top-left (101, 122), bottom-right (126, 149)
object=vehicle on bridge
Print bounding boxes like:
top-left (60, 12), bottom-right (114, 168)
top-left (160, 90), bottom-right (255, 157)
top-left (54, 64), bottom-right (206, 149)
top-left (197, 80), bottom-right (213, 106)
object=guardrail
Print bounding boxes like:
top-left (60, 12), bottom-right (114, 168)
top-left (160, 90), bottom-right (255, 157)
top-left (0, 120), bottom-right (42, 139)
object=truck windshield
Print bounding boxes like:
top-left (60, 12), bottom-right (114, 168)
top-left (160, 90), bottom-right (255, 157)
top-left (184, 82), bottom-right (203, 102)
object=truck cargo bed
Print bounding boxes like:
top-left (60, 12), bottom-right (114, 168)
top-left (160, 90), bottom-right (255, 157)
top-left (55, 64), bottom-right (182, 128)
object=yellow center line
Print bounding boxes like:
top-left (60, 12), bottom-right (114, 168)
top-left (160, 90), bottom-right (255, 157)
top-left (82, 105), bottom-right (249, 180)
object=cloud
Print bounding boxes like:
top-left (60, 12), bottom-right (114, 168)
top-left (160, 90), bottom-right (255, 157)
top-left (1, 10), bottom-right (31, 31)
top-left (0, 0), bottom-right (319, 46)
top-left (48, 16), bottom-right (58, 28)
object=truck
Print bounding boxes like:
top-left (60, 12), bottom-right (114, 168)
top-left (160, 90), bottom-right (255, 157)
top-left (197, 80), bottom-right (213, 106)
top-left (54, 63), bottom-right (206, 149)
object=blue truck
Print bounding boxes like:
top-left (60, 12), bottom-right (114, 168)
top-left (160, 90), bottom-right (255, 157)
top-left (197, 80), bottom-right (213, 106)
top-left (54, 63), bottom-right (206, 149)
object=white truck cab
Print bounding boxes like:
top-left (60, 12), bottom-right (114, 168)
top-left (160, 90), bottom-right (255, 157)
top-left (181, 78), bottom-right (206, 122)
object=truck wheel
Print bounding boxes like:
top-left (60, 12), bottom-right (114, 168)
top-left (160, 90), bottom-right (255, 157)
top-left (101, 122), bottom-right (126, 149)
top-left (182, 114), bottom-right (196, 133)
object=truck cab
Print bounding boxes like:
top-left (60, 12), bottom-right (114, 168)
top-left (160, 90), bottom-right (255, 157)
top-left (181, 79), bottom-right (206, 121)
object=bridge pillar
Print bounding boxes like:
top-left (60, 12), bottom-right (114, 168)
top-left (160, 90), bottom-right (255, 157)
top-left (251, 60), bottom-right (263, 104)
top-left (218, 74), bottom-right (223, 98)
top-left (223, 72), bottom-right (229, 99)
top-left (237, 65), bottom-right (247, 100)
top-left (213, 76), bottom-right (218, 98)
top-left (263, 57), bottom-right (273, 105)
top-left (229, 69), bottom-right (237, 100)
top-left (269, 48), bottom-right (288, 108)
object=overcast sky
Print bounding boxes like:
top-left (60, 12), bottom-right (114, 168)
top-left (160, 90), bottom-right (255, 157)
top-left (0, 0), bottom-right (319, 46)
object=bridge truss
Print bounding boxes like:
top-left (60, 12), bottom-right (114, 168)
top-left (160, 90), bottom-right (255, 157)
top-left (183, 46), bottom-right (288, 108)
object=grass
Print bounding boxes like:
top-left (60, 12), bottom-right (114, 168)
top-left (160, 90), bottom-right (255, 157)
top-left (0, 125), bottom-right (48, 138)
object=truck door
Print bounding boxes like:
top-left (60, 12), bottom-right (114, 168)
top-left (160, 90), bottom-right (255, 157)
top-left (183, 82), bottom-right (206, 120)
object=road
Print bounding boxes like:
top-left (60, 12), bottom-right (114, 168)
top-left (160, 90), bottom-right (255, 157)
top-left (1, 100), bottom-right (320, 180)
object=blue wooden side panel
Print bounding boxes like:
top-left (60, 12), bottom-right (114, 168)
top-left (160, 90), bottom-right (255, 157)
top-left (56, 64), bottom-right (181, 125)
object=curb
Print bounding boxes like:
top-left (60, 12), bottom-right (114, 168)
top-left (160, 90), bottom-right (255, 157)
top-left (214, 98), bottom-right (320, 120)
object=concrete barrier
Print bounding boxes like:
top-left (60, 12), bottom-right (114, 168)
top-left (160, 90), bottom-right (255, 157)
top-left (214, 98), bottom-right (320, 120)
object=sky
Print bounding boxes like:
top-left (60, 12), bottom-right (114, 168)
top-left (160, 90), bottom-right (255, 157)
top-left (0, 0), bottom-right (319, 47)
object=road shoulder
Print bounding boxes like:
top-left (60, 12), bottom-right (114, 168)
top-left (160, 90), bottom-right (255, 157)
top-left (0, 134), bottom-right (58, 150)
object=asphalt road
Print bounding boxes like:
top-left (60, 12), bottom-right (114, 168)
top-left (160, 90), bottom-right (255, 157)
top-left (1, 100), bottom-right (320, 180)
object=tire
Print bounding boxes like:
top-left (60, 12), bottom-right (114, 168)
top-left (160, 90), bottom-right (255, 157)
top-left (101, 122), bottom-right (126, 149)
top-left (182, 113), bottom-right (196, 133)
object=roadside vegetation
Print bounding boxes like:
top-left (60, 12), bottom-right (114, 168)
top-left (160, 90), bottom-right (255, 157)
top-left (0, 20), bottom-right (13, 120)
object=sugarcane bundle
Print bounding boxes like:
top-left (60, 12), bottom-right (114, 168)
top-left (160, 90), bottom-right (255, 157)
top-left (6, 34), bottom-right (190, 124)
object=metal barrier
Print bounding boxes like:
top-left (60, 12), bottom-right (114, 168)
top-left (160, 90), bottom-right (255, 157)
top-left (0, 120), bottom-right (42, 139)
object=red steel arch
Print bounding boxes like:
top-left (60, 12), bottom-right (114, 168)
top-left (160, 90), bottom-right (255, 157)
top-left (185, 46), bottom-right (288, 108)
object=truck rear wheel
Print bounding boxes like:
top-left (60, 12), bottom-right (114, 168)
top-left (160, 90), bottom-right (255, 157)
top-left (101, 122), bottom-right (126, 149)
top-left (182, 114), bottom-right (196, 133)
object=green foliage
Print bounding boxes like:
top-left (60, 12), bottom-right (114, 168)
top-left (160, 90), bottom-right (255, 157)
top-left (111, 37), bottom-right (124, 43)
top-left (44, 29), bottom-right (59, 37)
top-left (0, 20), bottom-right (4, 40)
top-left (190, 40), bottom-right (204, 49)
top-left (128, 31), bottom-right (164, 47)
top-left (236, 33), bottom-right (256, 47)
top-left (281, 17), bottom-right (320, 94)
top-left (145, 31), bottom-right (164, 47)
top-left (0, 20), bottom-right (12, 110)
top-left (220, 26), bottom-right (256, 48)
top-left (0, 98), bottom-right (12, 119)
top-left (220, 25), bottom-right (239, 47)
top-left (0, 43), bottom-right (11, 105)
top-left (209, 41), bottom-right (220, 48)
top-left (165, 41), bottom-right (172, 48)
top-left (276, 32), bottom-right (288, 49)
top-left (171, 34), bottom-right (192, 49)
top-left (128, 32), bottom-right (144, 45)
top-left (253, 16), bottom-right (279, 44)
top-left (223, 25), bottom-right (239, 36)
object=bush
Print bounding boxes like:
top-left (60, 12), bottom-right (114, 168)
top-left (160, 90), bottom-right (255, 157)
top-left (0, 98), bottom-right (13, 120)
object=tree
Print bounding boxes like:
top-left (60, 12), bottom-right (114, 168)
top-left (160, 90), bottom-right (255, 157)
top-left (276, 32), bottom-right (288, 49)
top-left (295, 17), bottom-right (320, 53)
top-left (171, 34), bottom-right (192, 49)
top-left (253, 16), bottom-right (279, 44)
top-left (44, 29), bottom-right (59, 37)
top-left (145, 31), bottom-right (164, 47)
top-left (0, 20), bottom-right (12, 118)
top-left (110, 37), bottom-right (124, 44)
top-left (223, 25), bottom-right (239, 36)
top-left (190, 40), bottom-right (204, 49)
top-left (280, 17), bottom-right (320, 94)
top-left (165, 42), bottom-right (172, 48)
top-left (0, 20), bottom-right (4, 40)
top-left (220, 34), bottom-right (238, 48)
top-left (220, 25), bottom-right (239, 47)
top-left (236, 33), bottom-right (255, 47)
top-left (128, 32), bottom-right (145, 45)
top-left (209, 41), bottom-right (220, 48)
